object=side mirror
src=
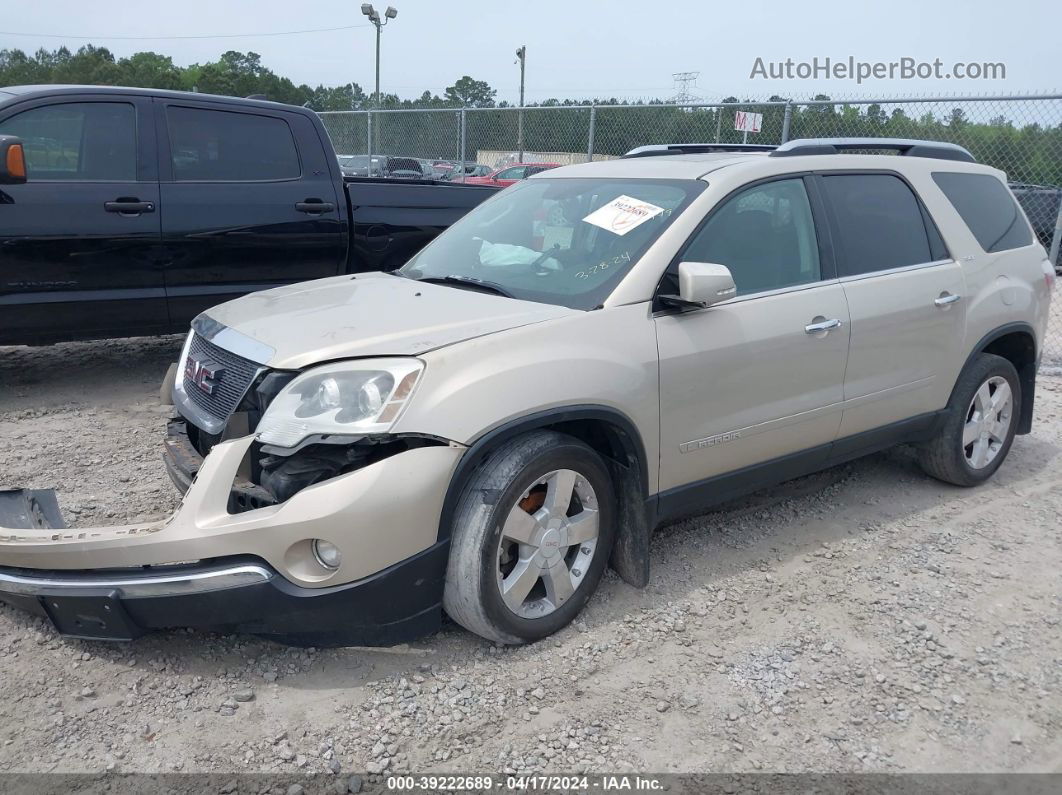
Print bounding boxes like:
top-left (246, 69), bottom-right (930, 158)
top-left (660, 262), bottom-right (736, 310)
top-left (0, 135), bottom-right (27, 185)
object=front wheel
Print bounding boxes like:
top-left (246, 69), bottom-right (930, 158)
top-left (443, 431), bottom-right (615, 644)
top-left (919, 353), bottom-right (1020, 486)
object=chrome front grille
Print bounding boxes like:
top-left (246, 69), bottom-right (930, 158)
top-left (182, 332), bottom-right (262, 425)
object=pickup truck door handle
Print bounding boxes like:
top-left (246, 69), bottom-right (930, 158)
top-left (295, 200), bottom-right (336, 214)
top-left (805, 317), bottom-right (842, 334)
top-left (104, 199), bottom-right (155, 215)
top-left (934, 292), bottom-right (962, 307)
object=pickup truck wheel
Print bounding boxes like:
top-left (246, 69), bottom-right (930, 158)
top-left (918, 353), bottom-right (1020, 487)
top-left (443, 431), bottom-right (615, 644)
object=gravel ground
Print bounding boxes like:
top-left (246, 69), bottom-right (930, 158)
top-left (0, 335), bottom-right (1060, 782)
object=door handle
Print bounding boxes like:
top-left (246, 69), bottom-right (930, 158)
top-left (805, 318), bottom-right (842, 334)
top-left (934, 293), bottom-right (961, 307)
top-left (104, 199), bottom-right (155, 214)
top-left (295, 200), bottom-right (335, 214)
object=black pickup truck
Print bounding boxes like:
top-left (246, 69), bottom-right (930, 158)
top-left (0, 85), bottom-right (499, 345)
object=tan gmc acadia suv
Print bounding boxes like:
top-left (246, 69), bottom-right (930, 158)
top-left (0, 138), bottom-right (1054, 647)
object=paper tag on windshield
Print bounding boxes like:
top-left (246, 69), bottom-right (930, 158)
top-left (582, 195), bottom-right (665, 236)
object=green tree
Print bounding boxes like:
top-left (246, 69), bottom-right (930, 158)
top-left (0, 47), bottom-right (59, 84)
top-left (192, 50), bottom-right (265, 97)
top-left (309, 82), bottom-right (368, 111)
top-left (444, 76), bottom-right (496, 108)
top-left (52, 45), bottom-right (122, 85)
top-left (118, 51), bottom-right (182, 90)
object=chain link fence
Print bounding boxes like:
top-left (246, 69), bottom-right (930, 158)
top-left (319, 94), bottom-right (1062, 363)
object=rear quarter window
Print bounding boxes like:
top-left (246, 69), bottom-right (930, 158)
top-left (932, 172), bottom-right (1033, 253)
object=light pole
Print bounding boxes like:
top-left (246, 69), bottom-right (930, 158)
top-left (361, 4), bottom-right (397, 159)
top-left (361, 3), bottom-right (397, 108)
top-left (515, 45), bottom-right (526, 164)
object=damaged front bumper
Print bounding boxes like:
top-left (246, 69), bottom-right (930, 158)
top-left (0, 434), bottom-right (465, 645)
top-left (0, 548), bottom-right (450, 644)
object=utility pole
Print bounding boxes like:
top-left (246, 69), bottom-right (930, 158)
top-left (515, 45), bottom-right (526, 163)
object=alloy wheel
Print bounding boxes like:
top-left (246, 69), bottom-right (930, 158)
top-left (963, 376), bottom-right (1013, 469)
top-left (495, 469), bottom-right (599, 618)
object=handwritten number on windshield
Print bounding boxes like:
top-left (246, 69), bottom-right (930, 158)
top-left (576, 251), bottom-right (631, 280)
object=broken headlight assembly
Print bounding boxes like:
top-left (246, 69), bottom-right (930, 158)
top-left (255, 358), bottom-right (424, 449)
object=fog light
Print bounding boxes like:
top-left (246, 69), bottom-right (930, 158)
top-left (312, 539), bottom-right (342, 570)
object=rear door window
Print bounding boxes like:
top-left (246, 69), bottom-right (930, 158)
top-left (166, 106), bottom-right (300, 181)
top-left (0, 101), bottom-right (136, 181)
top-left (932, 172), bottom-right (1033, 253)
top-left (821, 174), bottom-right (935, 276)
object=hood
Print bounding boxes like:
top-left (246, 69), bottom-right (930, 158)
top-left (202, 272), bottom-right (578, 370)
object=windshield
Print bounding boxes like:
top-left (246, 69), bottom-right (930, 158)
top-left (399, 177), bottom-right (704, 309)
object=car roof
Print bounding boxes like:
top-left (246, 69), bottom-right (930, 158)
top-left (534, 151), bottom-right (1003, 182)
top-left (532, 153), bottom-right (767, 180)
top-left (0, 84), bottom-right (315, 117)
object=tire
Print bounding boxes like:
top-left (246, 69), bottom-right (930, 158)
top-left (918, 353), bottom-right (1021, 487)
top-left (443, 431), bottom-right (616, 644)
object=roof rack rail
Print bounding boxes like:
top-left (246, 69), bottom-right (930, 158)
top-left (623, 143), bottom-right (776, 158)
top-left (770, 138), bottom-right (975, 163)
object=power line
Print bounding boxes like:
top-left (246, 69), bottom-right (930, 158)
top-left (0, 24), bottom-right (373, 41)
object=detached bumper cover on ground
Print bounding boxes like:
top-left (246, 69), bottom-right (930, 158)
top-left (0, 433), bottom-right (465, 644)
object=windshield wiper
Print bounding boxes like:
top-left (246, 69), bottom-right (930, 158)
top-left (413, 275), bottom-right (516, 299)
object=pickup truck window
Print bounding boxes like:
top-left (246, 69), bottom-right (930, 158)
top-left (0, 102), bottom-right (136, 181)
top-left (166, 106), bottom-right (300, 182)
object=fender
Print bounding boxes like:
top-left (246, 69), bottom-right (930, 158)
top-left (952, 322), bottom-right (1038, 434)
top-left (436, 405), bottom-right (653, 587)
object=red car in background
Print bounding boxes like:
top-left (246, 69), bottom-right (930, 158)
top-left (464, 162), bottom-right (562, 187)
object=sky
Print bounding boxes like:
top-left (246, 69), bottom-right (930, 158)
top-left (2, 0), bottom-right (1059, 103)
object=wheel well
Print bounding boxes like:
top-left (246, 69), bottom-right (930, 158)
top-left (542, 419), bottom-right (638, 479)
top-left (521, 418), bottom-right (652, 588)
top-left (436, 408), bottom-right (653, 588)
top-left (975, 328), bottom-right (1037, 434)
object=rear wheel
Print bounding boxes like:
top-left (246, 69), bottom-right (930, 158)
top-left (919, 353), bottom-right (1020, 486)
top-left (443, 431), bottom-right (615, 644)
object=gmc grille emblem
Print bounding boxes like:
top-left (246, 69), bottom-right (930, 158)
top-left (185, 355), bottom-right (224, 396)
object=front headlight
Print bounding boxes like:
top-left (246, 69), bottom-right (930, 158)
top-left (256, 358), bottom-right (424, 448)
